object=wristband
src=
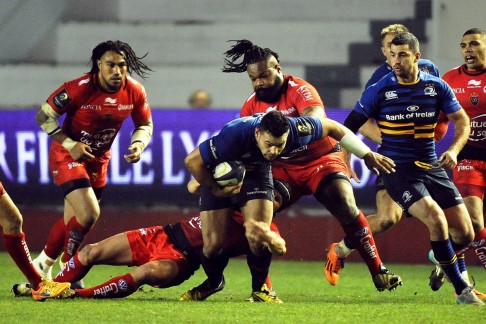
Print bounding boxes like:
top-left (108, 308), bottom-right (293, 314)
top-left (339, 132), bottom-right (371, 158)
top-left (61, 138), bottom-right (77, 152)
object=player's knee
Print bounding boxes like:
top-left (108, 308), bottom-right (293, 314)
top-left (2, 217), bottom-right (23, 234)
top-left (142, 261), bottom-right (178, 285)
top-left (203, 241), bottom-right (223, 259)
top-left (79, 243), bottom-right (98, 264)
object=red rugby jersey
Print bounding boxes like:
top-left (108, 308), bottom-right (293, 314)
top-left (46, 73), bottom-right (151, 156)
top-left (443, 65), bottom-right (486, 150)
top-left (240, 75), bottom-right (338, 166)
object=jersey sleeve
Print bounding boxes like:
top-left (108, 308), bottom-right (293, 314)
top-left (286, 116), bottom-right (324, 149)
top-left (45, 81), bottom-right (77, 115)
top-left (198, 118), bottom-right (251, 166)
top-left (288, 81), bottom-right (323, 114)
top-left (131, 84), bottom-right (152, 123)
top-left (439, 80), bottom-right (462, 115)
top-left (353, 85), bottom-right (378, 118)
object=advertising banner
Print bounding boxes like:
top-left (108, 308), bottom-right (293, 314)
top-left (0, 109), bottom-right (452, 208)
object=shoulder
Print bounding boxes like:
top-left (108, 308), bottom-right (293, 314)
top-left (418, 58), bottom-right (440, 76)
top-left (125, 76), bottom-right (147, 94)
top-left (442, 65), bottom-right (463, 81)
top-left (66, 74), bottom-right (92, 89)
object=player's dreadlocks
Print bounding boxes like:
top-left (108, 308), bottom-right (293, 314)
top-left (222, 39), bottom-right (279, 73)
top-left (89, 40), bottom-right (153, 80)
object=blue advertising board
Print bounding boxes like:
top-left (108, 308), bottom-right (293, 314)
top-left (0, 109), bottom-right (452, 208)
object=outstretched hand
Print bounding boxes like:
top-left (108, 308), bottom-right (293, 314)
top-left (124, 143), bottom-right (144, 163)
top-left (362, 152), bottom-right (395, 175)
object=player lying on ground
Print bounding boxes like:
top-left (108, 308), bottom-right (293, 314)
top-left (13, 180), bottom-right (287, 303)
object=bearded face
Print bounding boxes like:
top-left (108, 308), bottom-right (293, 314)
top-left (247, 58), bottom-right (284, 103)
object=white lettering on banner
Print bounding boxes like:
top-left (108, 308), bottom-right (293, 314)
top-left (161, 131), bottom-right (185, 185)
top-left (161, 130), bottom-right (217, 185)
top-left (16, 132), bottom-right (37, 184)
top-left (0, 133), bottom-right (14, 181)
top-left (38, 132), bottom-right (50, 184)
top-left (107, 137), bottom-right (154, 184)
top-left (108, 136), bottom-right (132, 184)
top-left (0, 128), bottom-right (374, 190)
top-left (133, 149), bottom-right (153, 184)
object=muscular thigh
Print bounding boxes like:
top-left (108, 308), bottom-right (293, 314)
top-left (126, 226), bottom-right (186, 266)
top-left (272, 152), bottom-right (348, 204)
top-left (49, 142), bottom-right (109, 188)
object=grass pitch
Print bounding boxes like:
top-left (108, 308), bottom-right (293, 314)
top-left (1, 252), bottom-right (485, 323)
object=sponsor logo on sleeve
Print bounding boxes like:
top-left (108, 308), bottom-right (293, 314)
top-left (52, 89), bottom-right (71, 110)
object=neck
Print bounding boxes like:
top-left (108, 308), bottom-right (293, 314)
top-left (397, 67), bottom-right (419, 84)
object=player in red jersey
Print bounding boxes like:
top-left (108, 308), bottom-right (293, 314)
top-left (32, 40), bottom-right (153, 284)
top-left (222, 39), bottom-right (402, 292)
top-left (1, 181), bottom-right (71, 300)
top-left (427, 28), bottom-right (486, 295)
top-left (13, 179), bottom-right (287, 303)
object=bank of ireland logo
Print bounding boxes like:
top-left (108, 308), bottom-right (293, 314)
top-left (402, 191), bottom-right (412, 203)
top-left (407, 105), bottom-right (419, 112)
top-left (470, 92), bottom-right (479, 105)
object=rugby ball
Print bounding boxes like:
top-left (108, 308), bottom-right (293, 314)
top-left (213, 161), bottom-right (246, 187)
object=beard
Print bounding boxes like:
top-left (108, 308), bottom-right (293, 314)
top-left (255, 78), bottom-right (284, 103)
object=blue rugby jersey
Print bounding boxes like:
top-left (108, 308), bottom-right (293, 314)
top-left (365, 59), bottom-right (440, 89)
top-left (354, 71), bottom-right (461, 164)
top-left (199, 114), bottom-right (324, 167)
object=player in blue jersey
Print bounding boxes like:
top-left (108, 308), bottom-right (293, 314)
top-left (325, 23), bottom-right (444, 286)
top-left (342, 32), bottom-right (482, 305)
top-left (182, 110), bottom-right (397, 300)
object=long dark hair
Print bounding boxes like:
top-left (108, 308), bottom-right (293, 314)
top-left (222, 39), bottom-right (279, 73)
top-left (89, 40), bottom-right (153, 79)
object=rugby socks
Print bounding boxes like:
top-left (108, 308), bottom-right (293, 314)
top-left (2, 233), bottom-right (42, 289)
top-left (200, 251), bottom-right (228, 287)
top-left (430, 239), bottom-right (468, 295)
top-left (62, 217), bottom-right (90, 263)
top-left (75, 273), bottom-right (138, 299)
top-left (471, 227), bottom-right (486, 270)
top-left (54, 255), bottom-right (91, 283)
top-left (264, 276), bottom-right (273, 291)
top-left (338, 237), bottom-right (355, 257)
top-left (246, 249), bottom-right (272, 291)
top-left (43, 218), bottom-right (67, 260)
top-left (341, 212), bottom-right (382, 275)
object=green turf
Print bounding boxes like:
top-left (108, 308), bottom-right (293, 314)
top-left (1, 252), bottom-right (485, 323)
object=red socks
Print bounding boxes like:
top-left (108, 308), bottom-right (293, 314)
top-left (342, 212), bottom-right (383, 276)
top-left (54, 254), bottom-right (91, 283)
top-left (75, 273), bottom-right (139, 298)
top-left (2, 233), bottom-right (42, 289)
top-left (62, 217), bottom-right (90, 263)
top-left (43, 218), bottom-right (67, 260)
top-left (471, 227), bottom-right (486, 270)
